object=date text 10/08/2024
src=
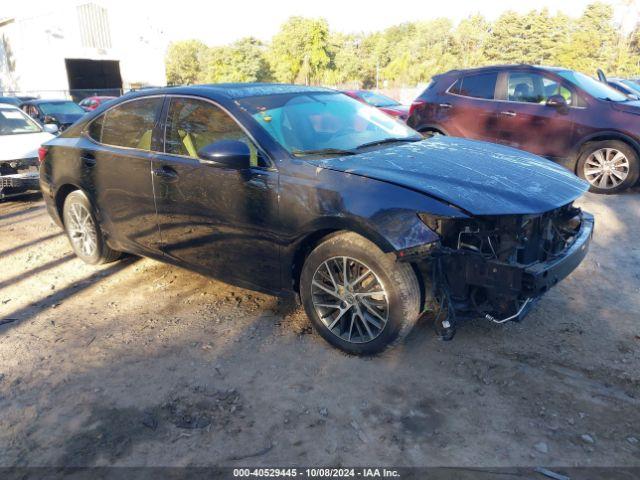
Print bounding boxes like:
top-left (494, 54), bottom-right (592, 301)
top-left (233, 468), bottom-right (401, 478)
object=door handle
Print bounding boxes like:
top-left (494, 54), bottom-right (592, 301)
top-left (439, 103), bottom-right (452, 109)
top-left (81, 154), bottom-right (96, 167)
top-left (152, 166), bottom-right (179, 182)
top-left (500, 111), bottom-right (517, 117)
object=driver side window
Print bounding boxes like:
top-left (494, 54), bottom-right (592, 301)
top-left (164, 97), bottom-right (263, 167)
top-left (507, 72), bottom-right (573, 105)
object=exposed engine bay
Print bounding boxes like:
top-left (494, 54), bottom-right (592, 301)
top-left (408, 203), bottom-right (594, 339)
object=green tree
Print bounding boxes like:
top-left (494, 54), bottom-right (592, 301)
top-left (202, 37), bottom-right (271, 83)
top-left (165, 40), bottom-right (208, 85)
top-left (269, 17), bottom-right (331, 84)
top-left (453, 14), bottom-right (490, 68)
top-left (165, 5), bottom-right (640, 88)
top-left (324, 33), bottom-right (366, 86)
top-left (557, 2), bottom-right (619, 73)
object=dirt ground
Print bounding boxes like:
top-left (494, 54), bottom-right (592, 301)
top-left (0, 188), bottom-right (639, 469)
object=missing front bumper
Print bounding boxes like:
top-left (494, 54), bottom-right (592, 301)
top-left (421, 212), bottom-right (594, 335)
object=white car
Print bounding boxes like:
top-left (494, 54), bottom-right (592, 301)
top-left (0, 104), bottom-right (57, 199)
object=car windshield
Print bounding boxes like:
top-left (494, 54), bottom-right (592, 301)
top-left (620, 80), bottom-right (640, 95)
top-left (0, 108), bottom-right (42, 135)
top-left (557, 71), bottom-right (629, 101)
top-left (38, 101), bottom-right (85, 115)
top-left (239, 92), bottom-right (420, 156)
top-left (357, 91), bottom-right (401, 108)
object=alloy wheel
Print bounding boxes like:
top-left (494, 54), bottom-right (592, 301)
top-left (311, 256), bottom-right (389, 344)
top-left (584, 148), bottom-right (630, 190)
top-left (67, 203), bottom-right (98, 257)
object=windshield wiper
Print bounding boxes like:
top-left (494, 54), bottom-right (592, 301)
top-left (354, 137), bottom-right (421, 150)
top-left (292, 148), bottom-right (356, 157)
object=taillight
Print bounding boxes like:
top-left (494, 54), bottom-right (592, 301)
top-left (38, 146), bottom-right (48, 163)
top-left (409, 100), bottom-right (426, 117)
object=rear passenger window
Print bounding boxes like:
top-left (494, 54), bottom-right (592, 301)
top-left (88, 115), bottom-right (104, 142)
top-left (93, 97), bottom-right (162, 150)
top-left (454, 73), bottom-right (498, 100)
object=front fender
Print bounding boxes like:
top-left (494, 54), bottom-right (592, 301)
top-left (279, 165), bottom-right (468, 290)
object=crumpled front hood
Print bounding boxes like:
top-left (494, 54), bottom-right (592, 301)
top-left (314, 137), bottom-right (589, 215)
top-left (0, 131), bottom-right (55, 161)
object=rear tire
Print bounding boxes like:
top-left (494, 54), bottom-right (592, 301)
top-left (300, 232), bottom-right (420, 355)
top-left (576, 140), bottom-right (639, 194)
top-left (62, 190), bottom-right (121, 265)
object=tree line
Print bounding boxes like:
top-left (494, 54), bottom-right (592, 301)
top-left (165, 2), bottom-right (640, 88)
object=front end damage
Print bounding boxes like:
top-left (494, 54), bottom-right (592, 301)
top-left (400, 203), bottom-right (594, 339)
top-left (0, 157), bottom-right (40, 200)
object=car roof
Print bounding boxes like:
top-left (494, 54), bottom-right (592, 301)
top-left (441, 64), bottom-right (571, 76)
top-left (85, 96), bottom-right (116, 100)
top-left (23, 99), bottom-right (74, 105)
top-left (0, 103), bottom-right (20, 110)
top-left (121, 83), bottom-right (335, 101)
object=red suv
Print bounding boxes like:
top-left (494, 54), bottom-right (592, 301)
top-left (408, 65), bottom-right (640, 193)
top-left (342, 90), bottom-right (410, 122)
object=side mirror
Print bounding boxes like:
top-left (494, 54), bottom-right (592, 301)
top-left (546, 94), bottom-right (568, 112)
top-left (197, 140), bottom-right (251, 169)
top-left (43, 123), bottom-right (59, 134)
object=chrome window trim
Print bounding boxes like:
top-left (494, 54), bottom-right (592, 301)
top-left (82, 94), bottom-right (166, 154)
top-left (82, 93), bottom-right (276, 170)
top-left (444, 73), bottom-right (499, 101)
top-left (445, 76), bottom-right (587, 109)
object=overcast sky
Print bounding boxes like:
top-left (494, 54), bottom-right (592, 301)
top-left (6, 0), bottom-right (640, 45)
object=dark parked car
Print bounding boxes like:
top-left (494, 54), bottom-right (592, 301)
top-left (408, 65), bottom-right (640, 194)
top-left (606, 78), bottom-right (640, 99)
top-left (0, 96), bottom-right (23, 107)
top-left (79, 95), bottom-right (118, 112)
top-left (39, 84), bottom-right (593, 354)
top-left (342, 90), bottom-right (410, 121)
top-left (21, 99), bottom-right (85, 132)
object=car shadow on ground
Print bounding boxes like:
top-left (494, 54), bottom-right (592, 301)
top-left (0, 190), bottom-right (639, 467)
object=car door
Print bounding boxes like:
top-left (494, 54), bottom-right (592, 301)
top-left (439, 71), bottom-right (500, 142)
top-left (82, 96), bottom-right (164, 253)
top-left (493, 70), bottom-right (576, 159)
top-left (152, 96), bottom-right (281, 292)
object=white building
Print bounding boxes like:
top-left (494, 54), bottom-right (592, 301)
top-left (0, 2), bottom-right (167, 100)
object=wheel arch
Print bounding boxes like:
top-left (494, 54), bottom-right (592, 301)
top-left (288, 220), bottom-right (398, 294)
top-left (54, 183), bottom-right (83, 225)
top-left (571, 131), bottom-right (640, 173)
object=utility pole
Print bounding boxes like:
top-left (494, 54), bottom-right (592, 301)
top-left (376, 60), bottom-right (379, 90)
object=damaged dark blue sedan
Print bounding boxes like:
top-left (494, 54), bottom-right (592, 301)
top-left (39, 84), bottom-right (593, 354)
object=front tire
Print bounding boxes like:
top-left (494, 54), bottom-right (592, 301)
top-left (300, 232), bottom-right (420, 355)
top-left (577, 140), bottom-right (639, 194)
top-left (62, 190), bottom-right (121, 265)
